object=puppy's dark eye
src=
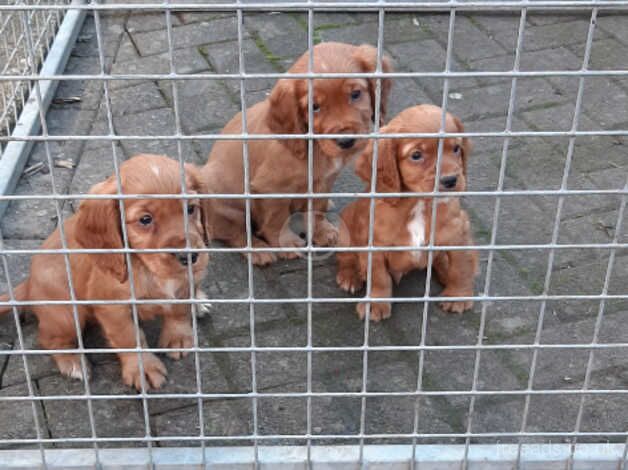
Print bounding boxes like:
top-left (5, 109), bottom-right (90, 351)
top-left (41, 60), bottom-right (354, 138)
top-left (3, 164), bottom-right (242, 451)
top-left (411, 151), bottom-right (423, 161)
top-left (350, 89), bottom-right (361, 101)
top-left (453, 144), bottom-right (461, 154)
top-left (312, 103), bottom-right (320, 113)
top-left (187, 205), bottom-right (196, 215)
top-left (139, 214), bottom-right (153, 226)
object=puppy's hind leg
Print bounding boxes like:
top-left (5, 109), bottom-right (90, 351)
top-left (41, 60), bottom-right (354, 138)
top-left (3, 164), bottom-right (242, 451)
top-left (37, 308), bottom-right (91, 382)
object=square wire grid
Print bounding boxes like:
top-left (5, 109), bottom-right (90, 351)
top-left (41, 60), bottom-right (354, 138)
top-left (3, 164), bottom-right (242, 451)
top-left (0, 1), bottom-right (627, 469)
top-left (0, 0), bottom-right (66, 153)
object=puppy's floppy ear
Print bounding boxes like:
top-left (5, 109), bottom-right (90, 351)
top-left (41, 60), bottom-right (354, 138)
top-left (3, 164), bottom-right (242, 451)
top-left (183, 162), bottom-right (203, 193)
top-left (267, 78), bottom-right (307, 159)
top-left (453, 115), bottom-right (473, 178)
top-left (352, 44), bottom-right (394, 126)
top-left (184, 163), bottom-right (211, 245)
top-left (74, 176), bottom-right (127, 283)
top-left (355, 137), bottom-right (401, 205)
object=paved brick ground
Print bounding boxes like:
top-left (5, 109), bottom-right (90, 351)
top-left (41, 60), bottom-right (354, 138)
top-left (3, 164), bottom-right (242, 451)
top-left (0, 7), bottom-right (627, 451)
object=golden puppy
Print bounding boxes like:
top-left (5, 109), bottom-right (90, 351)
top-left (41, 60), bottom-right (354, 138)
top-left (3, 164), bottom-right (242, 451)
top-left (336, 105), bottom-right (478, 321)
top-left (0, 154), bottom-right (208, 389)
top-left (201, 42), bottom-right (393, 265)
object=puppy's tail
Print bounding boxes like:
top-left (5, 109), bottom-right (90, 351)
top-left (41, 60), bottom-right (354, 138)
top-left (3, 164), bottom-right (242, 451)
top-left (0, 280), bottom-right (28, 316)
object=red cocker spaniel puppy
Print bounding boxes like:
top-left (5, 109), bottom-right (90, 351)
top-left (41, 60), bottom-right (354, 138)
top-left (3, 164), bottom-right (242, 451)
top-left (0, 154), bottom-right (208, 389)
top-left (201, 42), bottom-right (393, 265)
top-left (336, 105), bottom-right (478, 321)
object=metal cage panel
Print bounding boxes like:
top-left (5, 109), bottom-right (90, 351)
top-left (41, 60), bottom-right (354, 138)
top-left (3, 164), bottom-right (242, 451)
top-left (0, 1), bottom-right (626, 469)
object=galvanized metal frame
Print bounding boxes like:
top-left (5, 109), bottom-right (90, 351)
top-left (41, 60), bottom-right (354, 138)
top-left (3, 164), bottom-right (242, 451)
top-left (0, 1), bottom-right (627, 469)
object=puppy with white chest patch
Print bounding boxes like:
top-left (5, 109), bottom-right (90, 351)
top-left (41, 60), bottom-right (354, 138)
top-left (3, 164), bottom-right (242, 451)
top-left (336, 105), bottom-right (479, 321)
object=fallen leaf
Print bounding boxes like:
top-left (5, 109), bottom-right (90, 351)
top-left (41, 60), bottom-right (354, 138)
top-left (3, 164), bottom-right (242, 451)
top-left (54, 159), bottom-right (75, 169)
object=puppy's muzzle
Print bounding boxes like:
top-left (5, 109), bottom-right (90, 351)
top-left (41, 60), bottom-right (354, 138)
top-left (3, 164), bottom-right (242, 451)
top-left (440, 175), bottom-right (458, 190)
top-left (336, 137), bottom-right (356, 149)
top-left (176, 252), bottom-right (199, 266)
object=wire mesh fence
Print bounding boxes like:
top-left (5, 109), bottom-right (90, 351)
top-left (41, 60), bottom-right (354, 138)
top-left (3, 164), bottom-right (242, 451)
top-left (0, 1), bottom-right (627, 468)
top-left (0, 0), bottom-right (68, 154)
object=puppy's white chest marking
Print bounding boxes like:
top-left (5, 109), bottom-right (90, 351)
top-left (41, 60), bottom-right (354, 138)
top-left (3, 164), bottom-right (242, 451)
top-left (151, 164), bottom-right (160, 177)
top-left (163, 279), bottom-right (178, 299)
top-left (407, 201), bottom-right (425, 261)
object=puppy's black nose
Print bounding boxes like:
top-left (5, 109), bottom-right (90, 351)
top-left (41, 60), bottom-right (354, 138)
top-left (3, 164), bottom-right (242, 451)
top-left (440, 175), bottom-right (458, 189)
top-left (336, 137), bottom-right (355, 149)
top-left (177, 252), bottom-right (199, 266)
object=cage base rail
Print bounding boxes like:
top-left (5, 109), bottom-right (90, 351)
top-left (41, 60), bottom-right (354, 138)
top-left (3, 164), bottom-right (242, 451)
top-left (0, 444), bottom-right (625, 469)
top-left (0, 0), bottom-right (85, 219)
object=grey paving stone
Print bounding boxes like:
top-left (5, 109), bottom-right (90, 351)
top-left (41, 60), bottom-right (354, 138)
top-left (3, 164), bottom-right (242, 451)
top-left (151, 398), bottom-right (252, 445)
top-left (387, 78), bottom-right (432, 117)
top-left (311, 396), bottom-right (361, 437)
top-left (468, 13), bottom-right (522, 35)
top-left (587, 38), bottom-right (628, 71)
top-left (524, 393), bottom-right (580, 436)
top-left (0, 383), bottom-right (46, 449)
top-left (527, 13), bottom-right (589, 27)
top-left (105, 82), bottom-right (168, 117)
top-left (132, 18), bottom-right (244, 57)
top-left (76, 13), bottom-right (128, 58)
top-left (0, 144), bottom-right (74, 239)
top-left (422, 14), bottom-right (511, 62)
top-left (596, 13), bottom-right (628, 46)
top-left (157, 78), bottom-right (239, 134)
top-left (258, 395), bottom-right (307, 437)
top-left (386, 39), bottom-right (451, 73)
top-left (111, 47), bottom-right (210, 79)
top-left (0, 237), bottom-right (41, 296)
top-left (492, 19), bottom-right (603, 54)
top-left (256, 351), bottom-right (307, 392)
top-left (200, 39), bottom-right (276, 96)
top-left (176, 11), bottom-right (233, 26)
top-left (37, 364), bottom-right (146, 447)
top-left (244, 12), bottom-right (305, 43)
top-left (579, 394), bottom-right (628, 438)
top-left (68, 145), bottom-right (121, 199)
top-left (112, 107), bottom-right (199, 158)
top-left (500, 137), bottom-right (571, 191)
top-left (549, 254), bottom-right (626, 297)
top-left (113, 34), bottom-right (139, 65)
top-left (423, 77), bottom-right (567, 132)
top-left (471, 395), bottom-right (526, 436)
top-left (565, 134), bottom-right (628, 175)
top-left (1, 321), bottom-right (59, 389)
top-left (547, 77), bottom-right (628, 130)
top-left (54, 57), bottom-right (104, 112)
top-left (126, 12), bottom-right (181, 34)
top-left (317, 14), bottom-right (434, 46)
top-left (555, 168), bottom-right (625, 220)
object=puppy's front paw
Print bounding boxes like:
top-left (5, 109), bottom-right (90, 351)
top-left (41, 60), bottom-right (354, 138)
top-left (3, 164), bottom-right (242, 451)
top-left (336, 268), bottom-right (363, 294)
top-left (56, 354), bottom-right (91, 382)
top-left (122, 353), bottom-right (167, 390)
top-left (439, 288), bottom-right (474, 314)
top-left (356, 302), bottom-right (392, 322)
top-left (249, 251), bottom-right (277, 266)
top-left (159, 321), bottom-right (194, 360)
top-left (193, 288), bottom-right (212, 318)
top-left (314, 219), bottom-right (339, 247)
